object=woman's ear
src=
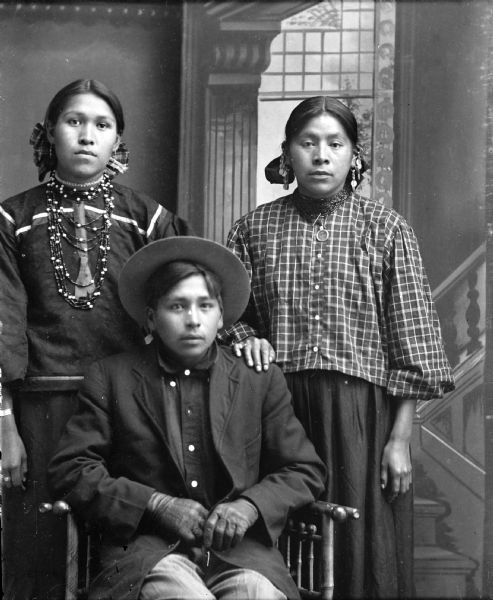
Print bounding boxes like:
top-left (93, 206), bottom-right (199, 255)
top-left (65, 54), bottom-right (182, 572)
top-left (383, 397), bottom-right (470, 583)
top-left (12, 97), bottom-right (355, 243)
top-left (112, 134), bottom-right (121, 154)
top-left (46, 123), bottom-right (55, 145)
top-left (352, 148), bottom-right (363, 170)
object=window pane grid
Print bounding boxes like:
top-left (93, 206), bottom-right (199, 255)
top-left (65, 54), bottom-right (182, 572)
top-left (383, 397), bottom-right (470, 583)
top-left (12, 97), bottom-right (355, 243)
top-left (261, 2), bottom-right (375, 97)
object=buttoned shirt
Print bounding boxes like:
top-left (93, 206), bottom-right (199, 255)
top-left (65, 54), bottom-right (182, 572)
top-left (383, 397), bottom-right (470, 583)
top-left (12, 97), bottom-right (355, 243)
top-left (156, 342), bottom-right (227, 508)
top-left (222, 192), bottom-right (454, 401)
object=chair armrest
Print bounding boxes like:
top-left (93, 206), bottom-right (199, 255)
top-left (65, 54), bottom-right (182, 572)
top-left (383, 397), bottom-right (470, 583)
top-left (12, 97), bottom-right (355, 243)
top-left (39, 500), bottom-right (72, 516)
top-left (39, 501), bottom-right (81, 600)
top-left (306, 500), bottom-right (360, 521)
top-left (281, 501), bottom-right (359, 599)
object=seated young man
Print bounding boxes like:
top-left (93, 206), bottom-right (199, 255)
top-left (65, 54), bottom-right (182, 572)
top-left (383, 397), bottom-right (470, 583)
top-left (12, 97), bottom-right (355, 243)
top-left (48, 237), bottom-right (326, 600)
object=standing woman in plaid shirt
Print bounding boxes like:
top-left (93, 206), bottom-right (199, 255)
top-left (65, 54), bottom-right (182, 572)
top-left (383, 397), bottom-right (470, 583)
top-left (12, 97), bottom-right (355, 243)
top-left (222, 96), bottom-right (454, 599)
top-left (0, 79), bottom-right (192, 599)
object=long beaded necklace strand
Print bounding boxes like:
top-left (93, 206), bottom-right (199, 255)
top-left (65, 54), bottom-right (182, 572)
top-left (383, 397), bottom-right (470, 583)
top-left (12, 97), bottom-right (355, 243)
top-left (46, 171), bottom-right (114, 309)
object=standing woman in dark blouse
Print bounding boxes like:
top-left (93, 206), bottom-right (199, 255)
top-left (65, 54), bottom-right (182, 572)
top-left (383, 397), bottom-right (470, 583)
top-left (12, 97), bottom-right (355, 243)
top-left (222, 96), bottom-right (455, 598)
top-left (0, 79), bottom-right (192, 599)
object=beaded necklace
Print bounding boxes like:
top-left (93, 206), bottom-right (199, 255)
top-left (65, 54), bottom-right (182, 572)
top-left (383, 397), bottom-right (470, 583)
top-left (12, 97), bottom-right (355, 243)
top-left (46, 171), bottom-right (114, 309)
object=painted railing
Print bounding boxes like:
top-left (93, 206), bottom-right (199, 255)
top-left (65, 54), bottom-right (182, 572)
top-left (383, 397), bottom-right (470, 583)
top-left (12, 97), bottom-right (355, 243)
top-left (432, 243), bottom-right (486, 370)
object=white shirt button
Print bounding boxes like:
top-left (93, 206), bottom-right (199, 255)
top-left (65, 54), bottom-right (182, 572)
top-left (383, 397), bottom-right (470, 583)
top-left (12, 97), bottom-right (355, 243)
top-left (314, 314), bottom-right (320, 320)
top-left (186, 408), bottom-right (192, 416)
top-left (184, 369), bottom-right (191, 376)
top-left (191, 480), bottom-right (198, 488)
top-left (313, 346), bottom-right (319, 352)
top-left (170, 381), bottom-right (177, 387)
top-left (314, 284), bottom-right (320, 290)
top-left (188, 444), bottom-right (195, 452)
top-left (317, 253), bottom-right (322, 259)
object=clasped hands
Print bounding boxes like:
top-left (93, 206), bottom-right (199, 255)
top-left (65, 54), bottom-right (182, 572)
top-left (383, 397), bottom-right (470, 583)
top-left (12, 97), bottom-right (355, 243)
top-left (146, 493), bottom-right (259, 551)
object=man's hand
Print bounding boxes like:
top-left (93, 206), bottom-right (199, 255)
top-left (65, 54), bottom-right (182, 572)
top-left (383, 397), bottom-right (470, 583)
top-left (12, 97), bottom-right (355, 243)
top-left (233, 336), bottom-right (275, 372)
top-left (203, 498), bottom-right (258, 551)
top-left (146, 492), bottom-right (209, 545)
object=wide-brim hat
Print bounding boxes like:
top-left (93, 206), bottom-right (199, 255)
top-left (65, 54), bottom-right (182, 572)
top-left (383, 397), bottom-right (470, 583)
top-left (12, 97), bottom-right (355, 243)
top-left (118, 236), bottom-right (251, 329)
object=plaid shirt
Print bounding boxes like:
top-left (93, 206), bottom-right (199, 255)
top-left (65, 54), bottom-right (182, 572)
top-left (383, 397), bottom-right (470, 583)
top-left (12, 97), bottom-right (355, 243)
top-left (222, 192), bottom-right (454, 400)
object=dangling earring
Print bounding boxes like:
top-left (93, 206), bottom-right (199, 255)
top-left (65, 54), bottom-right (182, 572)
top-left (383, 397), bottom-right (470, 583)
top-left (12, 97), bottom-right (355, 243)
top-left (143, 323), bottom-right (154, 344)
top-left (279, 153), bottom-right (290, 190)
top-left (49, 144), bottom-right (53, 161)
top-left (350, 167), bottom-right (357, 191)
top-left (351, 150), bottom-right (363, 191)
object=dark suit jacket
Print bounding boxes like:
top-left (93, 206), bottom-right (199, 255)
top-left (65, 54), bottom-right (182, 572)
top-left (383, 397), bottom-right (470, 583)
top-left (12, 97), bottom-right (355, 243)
top-left (48, 343), bottom-right (325, 600)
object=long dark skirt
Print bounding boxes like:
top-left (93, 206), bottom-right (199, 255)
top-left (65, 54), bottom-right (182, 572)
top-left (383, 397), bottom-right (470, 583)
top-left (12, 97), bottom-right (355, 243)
top-left (285, 370), bottom-right (414, 600)
top-left (2, 390), bottom-right (78, 600)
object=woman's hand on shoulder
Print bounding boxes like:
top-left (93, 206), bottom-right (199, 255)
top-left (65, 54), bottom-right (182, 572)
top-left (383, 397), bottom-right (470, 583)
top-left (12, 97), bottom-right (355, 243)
top-left (233, 336), bottom-right (276, 372)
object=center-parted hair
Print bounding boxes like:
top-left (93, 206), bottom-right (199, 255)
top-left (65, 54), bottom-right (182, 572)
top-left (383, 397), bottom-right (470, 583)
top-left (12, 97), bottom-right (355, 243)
top-left (282, 96), bottom-right (359, 150)
top-left (44, 79), bottom-right (125, 134)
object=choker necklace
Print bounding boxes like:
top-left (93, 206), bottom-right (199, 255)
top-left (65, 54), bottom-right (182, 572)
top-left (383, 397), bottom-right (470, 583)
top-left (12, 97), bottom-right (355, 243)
top-left (293, 188), bottom-right (349, 220)
top-left (54, 173), bottom-right (104, 189)
top-left (46, 171), bottom-right (114, 309)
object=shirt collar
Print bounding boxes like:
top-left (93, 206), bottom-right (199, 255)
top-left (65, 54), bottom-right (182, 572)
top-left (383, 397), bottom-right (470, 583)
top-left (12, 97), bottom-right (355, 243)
top-left (155, 339), bottom-right (218, 375)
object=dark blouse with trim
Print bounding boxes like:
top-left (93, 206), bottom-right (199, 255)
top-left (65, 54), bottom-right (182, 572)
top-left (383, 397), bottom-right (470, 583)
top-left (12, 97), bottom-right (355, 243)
top-left (0, 182), bottom-right (192, 384)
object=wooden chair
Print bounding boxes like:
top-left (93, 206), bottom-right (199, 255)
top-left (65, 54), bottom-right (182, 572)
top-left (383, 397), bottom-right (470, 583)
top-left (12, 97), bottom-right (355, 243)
top-left (39, 499), bottom-right (359, 600)
top-left (278, 501), bottom-right (359, 599)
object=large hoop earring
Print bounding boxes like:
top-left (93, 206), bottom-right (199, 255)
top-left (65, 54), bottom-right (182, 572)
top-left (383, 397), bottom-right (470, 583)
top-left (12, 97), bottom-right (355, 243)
top-left (279, 153), bottom-right (290, 190)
